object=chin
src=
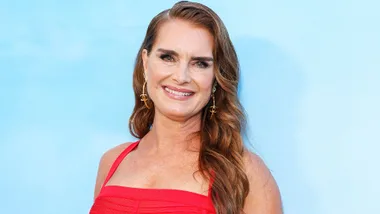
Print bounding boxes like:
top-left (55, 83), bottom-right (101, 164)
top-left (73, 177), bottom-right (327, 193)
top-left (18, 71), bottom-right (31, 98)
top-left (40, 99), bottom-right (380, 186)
top-left (159, 107), bottom-right (198, 121)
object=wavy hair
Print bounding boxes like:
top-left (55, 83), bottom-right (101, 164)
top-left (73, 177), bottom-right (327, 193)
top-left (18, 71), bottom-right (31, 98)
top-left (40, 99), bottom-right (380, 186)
top-left (129, 1), bottom-right (249, 213)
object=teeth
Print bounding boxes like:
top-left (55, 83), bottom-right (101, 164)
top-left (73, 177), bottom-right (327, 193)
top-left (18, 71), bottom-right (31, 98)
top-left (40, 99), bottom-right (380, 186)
top-left (164, 87), bottom-right (192, 96)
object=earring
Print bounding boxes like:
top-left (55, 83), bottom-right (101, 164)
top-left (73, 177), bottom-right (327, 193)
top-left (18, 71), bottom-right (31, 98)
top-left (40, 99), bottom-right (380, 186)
top-left (140, 81), bottom-right (151, 109)
top-left (209, 85), bottom-right (217, 119)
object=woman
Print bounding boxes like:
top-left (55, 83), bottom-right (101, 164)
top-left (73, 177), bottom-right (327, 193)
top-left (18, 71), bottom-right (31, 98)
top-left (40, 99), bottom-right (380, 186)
top-left (90, 1), bottom-right (282, 213)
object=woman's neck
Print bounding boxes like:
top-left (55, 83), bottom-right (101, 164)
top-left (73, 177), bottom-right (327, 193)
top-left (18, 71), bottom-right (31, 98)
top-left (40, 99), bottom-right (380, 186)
top-left (141, 111), bottom-right (202, 155)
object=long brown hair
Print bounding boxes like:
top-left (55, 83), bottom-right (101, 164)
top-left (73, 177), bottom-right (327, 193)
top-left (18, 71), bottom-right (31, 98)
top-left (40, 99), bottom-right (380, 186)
top-left (129, 1), bottom-right (249, 213)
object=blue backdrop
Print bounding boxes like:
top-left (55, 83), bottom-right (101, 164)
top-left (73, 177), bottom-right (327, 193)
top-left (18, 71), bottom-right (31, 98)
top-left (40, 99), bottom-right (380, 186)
top-left (1, 0), bottom-right (379, 213)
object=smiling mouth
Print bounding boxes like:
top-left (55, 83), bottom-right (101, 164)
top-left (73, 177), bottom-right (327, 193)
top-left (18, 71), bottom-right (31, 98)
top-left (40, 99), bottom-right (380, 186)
top-left (163, 86), bottom-right (194, 97)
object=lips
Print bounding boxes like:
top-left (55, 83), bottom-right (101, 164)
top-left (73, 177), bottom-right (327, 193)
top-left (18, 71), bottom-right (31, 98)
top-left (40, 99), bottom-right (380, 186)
top-left (162, 85), bottom-right (195, 99)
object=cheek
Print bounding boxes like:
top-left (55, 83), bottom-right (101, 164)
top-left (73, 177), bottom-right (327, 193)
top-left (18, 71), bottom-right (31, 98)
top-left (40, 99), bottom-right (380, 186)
top-left (194, 72), bottom-right (214, 93)
top-left (146, 61), bottom-right (173, 97)
top-left (147, 61), bottom-right (166, 86)
top-left (147, 59), bottom-right (175, 78)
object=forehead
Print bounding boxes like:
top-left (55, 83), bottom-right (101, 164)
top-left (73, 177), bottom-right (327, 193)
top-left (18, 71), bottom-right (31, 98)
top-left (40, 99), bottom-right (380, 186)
top-left (153, 19), bottom-right (214, 56)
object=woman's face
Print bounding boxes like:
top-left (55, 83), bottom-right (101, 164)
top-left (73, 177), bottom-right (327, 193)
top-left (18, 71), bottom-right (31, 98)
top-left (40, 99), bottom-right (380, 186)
top-left (142, 19), bottom-right (215, 121)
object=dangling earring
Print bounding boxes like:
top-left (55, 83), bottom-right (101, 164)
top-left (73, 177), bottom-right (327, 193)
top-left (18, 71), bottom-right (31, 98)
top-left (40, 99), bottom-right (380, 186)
top-left (140, 80), bottom-right (151, 109)
top-left (209, 85), bottom-right (217, 119)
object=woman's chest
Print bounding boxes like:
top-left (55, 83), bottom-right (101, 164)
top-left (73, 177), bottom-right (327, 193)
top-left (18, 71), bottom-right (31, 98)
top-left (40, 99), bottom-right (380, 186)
top-left (106, 153), bottom-right (210, 196)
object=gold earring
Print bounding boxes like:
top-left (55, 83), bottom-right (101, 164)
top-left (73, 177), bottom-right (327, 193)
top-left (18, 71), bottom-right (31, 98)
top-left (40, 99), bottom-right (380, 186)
top-left (209, 87), bottom-right (217, 119)
top-left (140, 81), bottom-right (151, 109)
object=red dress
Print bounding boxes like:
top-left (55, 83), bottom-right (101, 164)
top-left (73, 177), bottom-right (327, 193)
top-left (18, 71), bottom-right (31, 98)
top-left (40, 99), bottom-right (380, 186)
top-left (89, 141), bottom-right (216, 214)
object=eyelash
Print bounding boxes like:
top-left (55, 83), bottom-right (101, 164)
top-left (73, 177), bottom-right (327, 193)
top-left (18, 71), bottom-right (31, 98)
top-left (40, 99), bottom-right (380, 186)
top-left (159, 54), bottom-right (175, 62)
top-left (195, 61), bottom-right (209, 69)
top-left (159, 54), bottom-right (210, 69)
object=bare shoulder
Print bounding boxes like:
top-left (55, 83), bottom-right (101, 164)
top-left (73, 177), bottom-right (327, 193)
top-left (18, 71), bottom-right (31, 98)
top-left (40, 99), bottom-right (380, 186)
top-left (93, 142), bottom-right (134, 200)
top-left (98, 142), bottom-right (133, 170)
top-left (242, 149), bottom-right (283, 214)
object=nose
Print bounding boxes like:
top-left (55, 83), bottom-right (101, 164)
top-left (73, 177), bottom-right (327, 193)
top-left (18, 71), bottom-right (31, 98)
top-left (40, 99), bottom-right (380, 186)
top-left (172, 63), bottom-right (191, 84)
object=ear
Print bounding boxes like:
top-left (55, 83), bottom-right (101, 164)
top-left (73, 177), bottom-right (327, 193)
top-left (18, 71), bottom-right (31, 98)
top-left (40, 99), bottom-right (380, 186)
top-left (142, 49), bottom-right (149, 81)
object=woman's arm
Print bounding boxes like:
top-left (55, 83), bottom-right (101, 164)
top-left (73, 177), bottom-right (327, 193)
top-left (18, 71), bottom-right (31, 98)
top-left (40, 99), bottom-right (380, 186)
top-left (243, 151), bottom-right (283, 214)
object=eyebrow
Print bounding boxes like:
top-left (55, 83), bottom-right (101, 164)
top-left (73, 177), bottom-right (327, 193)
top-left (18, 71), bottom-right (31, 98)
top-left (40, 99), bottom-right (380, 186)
top-left (156, 48), bottom-right (214, 61)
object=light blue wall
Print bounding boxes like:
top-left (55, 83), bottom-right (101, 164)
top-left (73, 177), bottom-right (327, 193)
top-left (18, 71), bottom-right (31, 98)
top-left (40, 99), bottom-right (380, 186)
top-left (1, 1), bottom-right (379, 213)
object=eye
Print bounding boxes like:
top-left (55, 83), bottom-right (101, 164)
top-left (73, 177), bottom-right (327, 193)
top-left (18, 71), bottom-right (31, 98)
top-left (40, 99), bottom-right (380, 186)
top-left (195, 61), bottom-right (209, 69)
top-left (160, 54), bottom-right (175, 62)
